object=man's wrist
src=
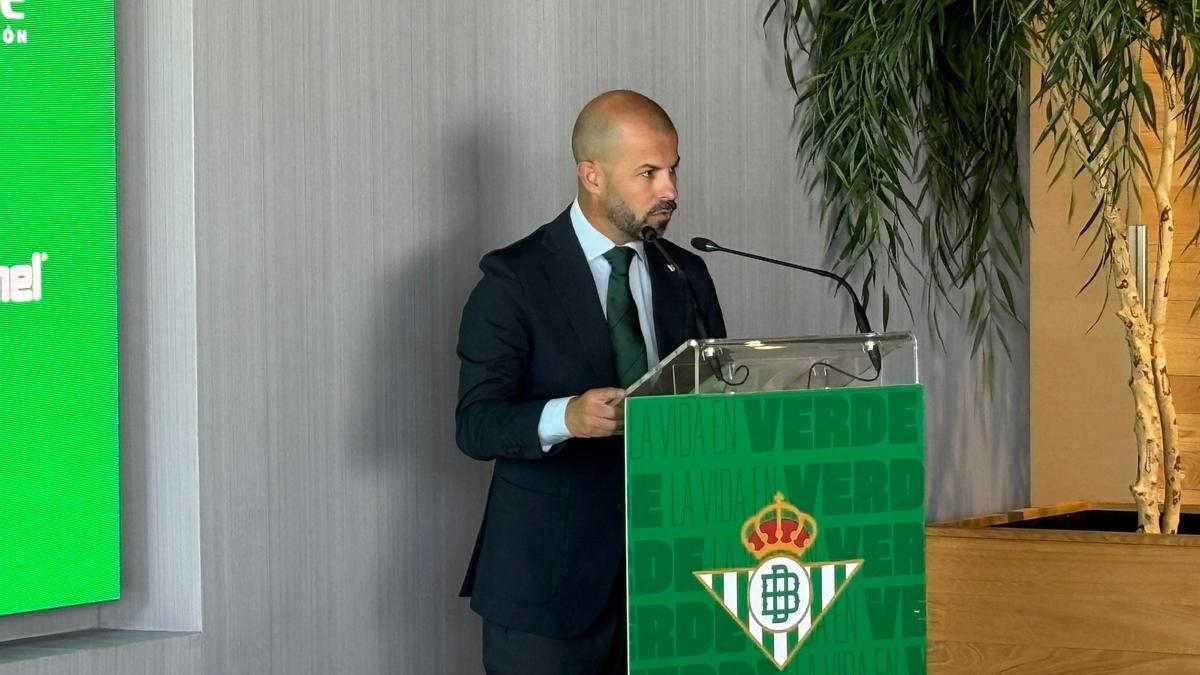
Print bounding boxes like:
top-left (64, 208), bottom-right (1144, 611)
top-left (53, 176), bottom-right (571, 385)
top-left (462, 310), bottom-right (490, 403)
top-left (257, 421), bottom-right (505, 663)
top-left (537, 396), bottom-right (576, 452)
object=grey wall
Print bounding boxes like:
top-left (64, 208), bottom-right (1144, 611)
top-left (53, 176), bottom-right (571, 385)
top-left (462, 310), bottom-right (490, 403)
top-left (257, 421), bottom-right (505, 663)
top-left (1, 0), bottom-right (1027, 673)
top-left (101, 0), bottom-right (202, 634)
top-left (191, 1), bottom-right (487, 671)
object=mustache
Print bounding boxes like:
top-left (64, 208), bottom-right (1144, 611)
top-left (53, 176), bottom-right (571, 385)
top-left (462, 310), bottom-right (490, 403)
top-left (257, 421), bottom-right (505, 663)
top-left (651, 200), bottom-right (677, 214)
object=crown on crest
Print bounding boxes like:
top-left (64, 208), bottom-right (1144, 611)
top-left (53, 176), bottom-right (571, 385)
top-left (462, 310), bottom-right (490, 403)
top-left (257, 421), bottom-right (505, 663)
top-left (740, 492), bottom-right (817, 560)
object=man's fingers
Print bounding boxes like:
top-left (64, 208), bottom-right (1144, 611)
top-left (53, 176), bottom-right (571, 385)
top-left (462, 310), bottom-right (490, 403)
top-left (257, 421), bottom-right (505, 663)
top-left (591, 404), bottom-right (622, 421)
top-left (589, 387), bottom-right (625, 404)
top-left (597, 412), bottom-right (626, 434)
top-left (565, 387), bottom-right (631, 438)
top-left (578, 387), bottom-right (626, 406)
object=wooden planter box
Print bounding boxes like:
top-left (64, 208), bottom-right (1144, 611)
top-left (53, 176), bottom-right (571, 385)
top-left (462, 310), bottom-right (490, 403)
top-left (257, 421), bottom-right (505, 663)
top-left (926, 502), bottom-right (1200, 674)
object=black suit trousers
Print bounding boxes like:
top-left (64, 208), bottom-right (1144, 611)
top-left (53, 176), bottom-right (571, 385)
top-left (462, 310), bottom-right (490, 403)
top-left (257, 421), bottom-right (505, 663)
top-left (482, 566), bottom-right (626, 675)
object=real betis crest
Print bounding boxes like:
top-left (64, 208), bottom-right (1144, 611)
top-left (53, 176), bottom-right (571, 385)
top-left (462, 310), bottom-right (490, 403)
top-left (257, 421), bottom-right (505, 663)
top-left (694, 492), bottom-right (863, 670)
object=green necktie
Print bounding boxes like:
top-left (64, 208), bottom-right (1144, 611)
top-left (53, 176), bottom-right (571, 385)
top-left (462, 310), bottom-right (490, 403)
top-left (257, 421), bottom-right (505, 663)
top-left (603, 246), bottom-right (649, 388)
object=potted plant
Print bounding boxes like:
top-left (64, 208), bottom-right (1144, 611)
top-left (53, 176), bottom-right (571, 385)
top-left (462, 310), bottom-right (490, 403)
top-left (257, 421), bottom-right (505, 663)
top-left (766, 0), bottom-right (1200, 669)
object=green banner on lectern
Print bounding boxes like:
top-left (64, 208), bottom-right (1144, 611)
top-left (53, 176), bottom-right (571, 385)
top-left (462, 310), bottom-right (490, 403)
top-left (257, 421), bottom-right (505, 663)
top-left (626, 386), bottom-right (925, 674)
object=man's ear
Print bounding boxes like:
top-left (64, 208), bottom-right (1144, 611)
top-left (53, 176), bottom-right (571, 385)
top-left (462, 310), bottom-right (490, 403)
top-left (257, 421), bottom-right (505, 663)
top-left (577, 160), bottom-right (605, 196)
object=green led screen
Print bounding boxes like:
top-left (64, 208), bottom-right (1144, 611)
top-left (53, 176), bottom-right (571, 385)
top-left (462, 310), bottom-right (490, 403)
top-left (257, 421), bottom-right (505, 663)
top-left (0, 0), bottom-right (119, 616)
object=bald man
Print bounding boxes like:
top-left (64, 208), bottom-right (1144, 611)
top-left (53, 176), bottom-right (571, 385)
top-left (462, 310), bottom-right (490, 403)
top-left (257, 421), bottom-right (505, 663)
top-left (455, 90), bottom-right (726, 674)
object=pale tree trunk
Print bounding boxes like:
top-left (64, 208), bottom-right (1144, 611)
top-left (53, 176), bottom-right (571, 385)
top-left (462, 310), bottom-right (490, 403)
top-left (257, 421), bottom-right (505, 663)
top-left (1054, 91), bottom-right (1165, 532)
top-left (1151, 64), bottom-right (1184, 534)
top-left (1105, 190), bottom-right (1165, 534)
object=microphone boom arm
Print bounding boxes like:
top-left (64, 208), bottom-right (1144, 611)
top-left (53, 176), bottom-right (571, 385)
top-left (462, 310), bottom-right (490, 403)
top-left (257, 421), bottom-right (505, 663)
top-left (691, 236), bottom-right (882, 377)
top-left (698, 241), bottom-right (870, 332)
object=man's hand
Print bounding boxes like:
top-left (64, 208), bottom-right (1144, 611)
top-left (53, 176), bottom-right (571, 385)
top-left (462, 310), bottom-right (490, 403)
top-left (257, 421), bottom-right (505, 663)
top-left (564, 388), bottom-right (626, 438)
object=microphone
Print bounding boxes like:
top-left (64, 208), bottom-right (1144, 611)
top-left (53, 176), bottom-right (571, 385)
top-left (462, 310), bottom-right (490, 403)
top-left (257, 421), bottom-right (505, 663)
top-left (690, 236), bottom-right (882, 375)
top-left (641, 227), bottom-right (749, 386)
top-left (641, 227), bottom-right (709, 339)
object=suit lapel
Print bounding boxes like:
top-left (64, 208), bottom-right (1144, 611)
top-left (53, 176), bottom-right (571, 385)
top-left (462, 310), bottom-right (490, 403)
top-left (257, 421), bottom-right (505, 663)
top-left (645, 241), bottom-right (689, 358)
top-left (541, 209), bottom-right (617, 384)
top-left (542, 208), bottom-right (694, 381)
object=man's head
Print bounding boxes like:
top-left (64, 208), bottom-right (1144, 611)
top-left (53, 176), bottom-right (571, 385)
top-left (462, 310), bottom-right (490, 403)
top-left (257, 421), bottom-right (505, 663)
top-left (572, 90), bottom-right (679, 244)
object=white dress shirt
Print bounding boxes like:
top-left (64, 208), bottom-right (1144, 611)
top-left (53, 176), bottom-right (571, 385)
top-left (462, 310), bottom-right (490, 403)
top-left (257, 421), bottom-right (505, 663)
top-left (537, 200), bottom-right (661, 451)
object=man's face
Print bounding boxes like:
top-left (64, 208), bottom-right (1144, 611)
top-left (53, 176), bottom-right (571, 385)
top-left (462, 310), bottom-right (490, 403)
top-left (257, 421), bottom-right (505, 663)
top-left (601, 124), bottom-right (679, 240)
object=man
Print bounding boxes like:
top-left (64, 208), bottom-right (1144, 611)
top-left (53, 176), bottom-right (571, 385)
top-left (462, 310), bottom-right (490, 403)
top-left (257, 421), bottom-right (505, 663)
top-left (455, 90), bottom-right (726, 674)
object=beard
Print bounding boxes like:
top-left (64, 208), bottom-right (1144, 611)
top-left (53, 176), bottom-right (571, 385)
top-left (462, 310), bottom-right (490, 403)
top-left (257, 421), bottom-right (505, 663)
top-left (603, 195), bottom-right (677, 239)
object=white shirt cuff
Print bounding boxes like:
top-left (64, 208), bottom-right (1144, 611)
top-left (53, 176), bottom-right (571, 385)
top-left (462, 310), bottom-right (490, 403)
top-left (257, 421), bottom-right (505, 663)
top-left (538, 396), bottom-right (575, 452)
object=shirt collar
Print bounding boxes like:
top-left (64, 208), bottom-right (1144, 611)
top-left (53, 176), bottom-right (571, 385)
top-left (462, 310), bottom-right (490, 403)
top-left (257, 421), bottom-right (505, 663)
top-left (570, 199), bottom-right (646, 263)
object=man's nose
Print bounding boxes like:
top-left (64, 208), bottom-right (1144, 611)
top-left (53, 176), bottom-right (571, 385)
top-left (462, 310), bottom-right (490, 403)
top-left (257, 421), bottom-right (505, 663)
top-left (659, 174), bottom-right (678, 201)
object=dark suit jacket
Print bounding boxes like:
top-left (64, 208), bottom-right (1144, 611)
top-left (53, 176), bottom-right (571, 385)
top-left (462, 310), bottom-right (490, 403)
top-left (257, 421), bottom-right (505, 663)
top-left (455, 207), bottom-right (726, 638)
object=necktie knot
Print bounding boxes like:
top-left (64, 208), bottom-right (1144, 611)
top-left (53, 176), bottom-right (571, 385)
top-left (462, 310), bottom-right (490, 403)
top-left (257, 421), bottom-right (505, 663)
top-left (603, 246), bottom-right (637, 277)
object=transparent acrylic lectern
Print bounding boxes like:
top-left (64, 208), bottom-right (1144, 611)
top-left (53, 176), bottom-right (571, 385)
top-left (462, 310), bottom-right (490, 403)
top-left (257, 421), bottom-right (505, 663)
top-left (625, 331), bottom-right (919, 397)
